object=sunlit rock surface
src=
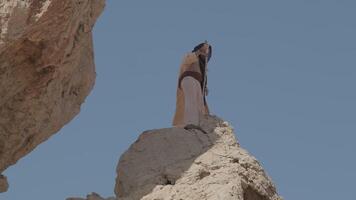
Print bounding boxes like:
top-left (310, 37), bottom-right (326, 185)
top-left (73, 115), bottom-right (283, 200)
top-left (0, 0), bottom-right (105, 192)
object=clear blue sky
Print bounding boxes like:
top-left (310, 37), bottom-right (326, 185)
top-left (2, 1), bottom-right (356, 199)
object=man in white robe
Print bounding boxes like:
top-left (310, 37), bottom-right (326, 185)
top-left (172, 42), bottom-right (212, 132)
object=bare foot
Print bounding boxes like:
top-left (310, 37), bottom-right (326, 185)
top-left (184, 124), bottom-right (208, 134)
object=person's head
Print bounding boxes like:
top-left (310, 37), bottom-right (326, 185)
top-left (192, 42), bottom-right (212, 62)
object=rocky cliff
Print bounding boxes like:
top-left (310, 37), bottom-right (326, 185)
top-left (68, 115), bottom-right (283, 200)
top-left (0, 0), bottom-right (105, 192)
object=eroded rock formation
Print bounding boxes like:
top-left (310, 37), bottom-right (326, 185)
top-left (116, 115), bottom-right (282, 200)
top-left (0, 0), bottom-right (105, 192)
top-left (0, 174), bottom-right (8, 192)
top-left (71, 115), bottom-right (283, 200)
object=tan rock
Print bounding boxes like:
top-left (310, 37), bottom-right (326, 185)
top-left (68, 116), bottom-right (282, 200)
top-left (0, 174), bottom-right (8, 192)
top-left (0, 0), bottom-right (105, 192)
top-left (114, 115), bottom-right (283, 200)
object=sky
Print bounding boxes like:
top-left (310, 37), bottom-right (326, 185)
top-left (2, 0), bottom-right (356, 200)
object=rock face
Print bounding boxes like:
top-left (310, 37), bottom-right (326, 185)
top-left (0, 0), bottom-right (105, 192)
top-left (0, 174), bottom-right (8, 192)
top-left (114, 115), bottom-right (283, 200)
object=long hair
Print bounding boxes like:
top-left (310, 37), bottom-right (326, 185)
top-left (191, 43), bottom-right (212, 97)
top-left (192, 43), bottom-right (212, 62)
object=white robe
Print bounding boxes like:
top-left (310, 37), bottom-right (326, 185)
top-left (181, 76), bottom-right (205, 126)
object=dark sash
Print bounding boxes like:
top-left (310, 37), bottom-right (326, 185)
top-left (178, 71), bottom-right (203, 89)
top-left (178, 70), bottom-right (208, 107)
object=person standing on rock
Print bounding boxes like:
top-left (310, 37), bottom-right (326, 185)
top-left (172, 41), bottom-right (212, 132)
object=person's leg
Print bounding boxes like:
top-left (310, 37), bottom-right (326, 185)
top-left (181, 76), bottom-right (200, 125)
top-left (181, 77), bottom-right (208, 134)
top-left (195, 79), bottom-right (205, 121)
